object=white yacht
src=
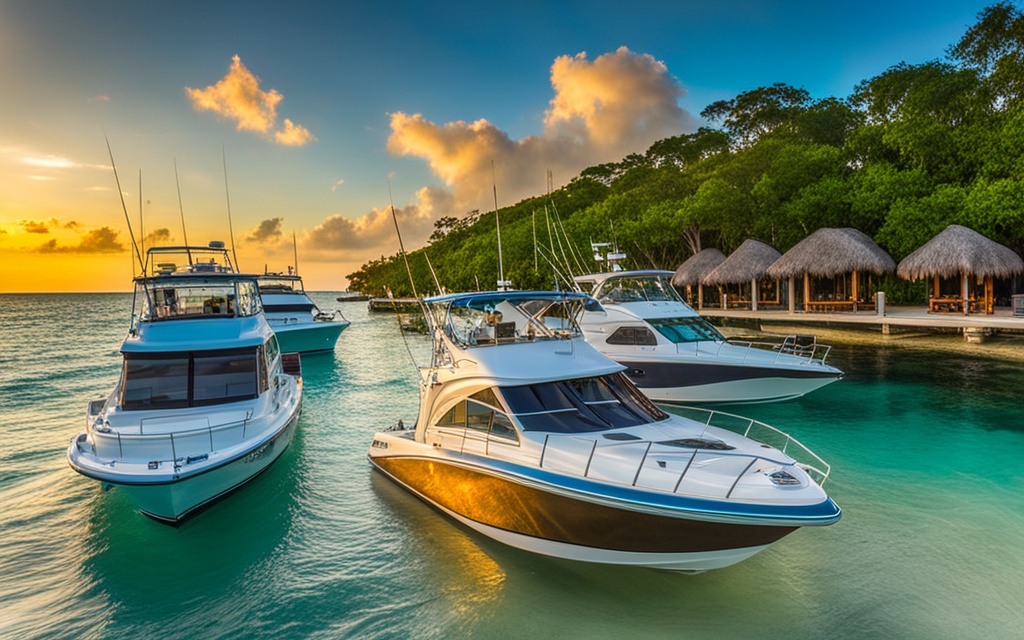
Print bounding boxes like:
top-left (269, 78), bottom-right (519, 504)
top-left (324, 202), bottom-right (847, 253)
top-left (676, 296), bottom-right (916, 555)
top-left (368, 291), bottom-right (841, 572)
top-left (68, 243), bottom-right (303, 524)
top-left (574, 270), bottom-right (843, 403)
top-left (258, 271), bottom-right (350, 354)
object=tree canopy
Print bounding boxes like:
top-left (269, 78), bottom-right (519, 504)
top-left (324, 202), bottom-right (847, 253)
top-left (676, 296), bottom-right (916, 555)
top-left (347, 3), bottom-right (1024, 301)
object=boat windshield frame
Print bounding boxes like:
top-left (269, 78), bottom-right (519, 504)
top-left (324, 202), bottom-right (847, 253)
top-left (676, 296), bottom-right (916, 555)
top-left (141, 244), bottom-right (236, 277)
top-left (499, 371), bottom-right (669, 433)
top-left (425, 292), bottom-right (601, 348)
top-left (133, 274), bottom-right (262, 321)
top-left (593, 273), bottom-right (685, 305)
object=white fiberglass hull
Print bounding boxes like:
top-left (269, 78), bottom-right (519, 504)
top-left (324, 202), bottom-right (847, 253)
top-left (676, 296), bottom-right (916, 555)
top-left (69, 381), bottom-right (303, 525)
top-left (120, 412), bottom-right (298, 523)
top-left (369, 434), bottom-right (839, 573)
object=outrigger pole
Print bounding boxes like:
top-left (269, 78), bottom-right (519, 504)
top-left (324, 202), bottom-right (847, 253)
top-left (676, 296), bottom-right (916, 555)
top-left (105, 136), bottom-right (144, 274)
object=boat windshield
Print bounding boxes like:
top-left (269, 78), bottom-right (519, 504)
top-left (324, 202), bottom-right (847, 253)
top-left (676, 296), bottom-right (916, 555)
top-left (428, 293), bottom-right (599, 348)
top-left (593, 274), bottom-right (683, 304)
top-left (136, 277), bottom-right (261, 321)
top-left (647, 316), bottom-right (725, 343)
top-left (500, 371), bottom-right (668, 433)
top-left (120, 346), bottom-right (261, 410)
top-left (258, 276), bottom-right (304, 293)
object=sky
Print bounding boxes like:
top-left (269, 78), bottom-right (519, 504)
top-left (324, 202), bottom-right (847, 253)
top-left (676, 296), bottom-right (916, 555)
top-left (0, 0), bottom-right (998, 292)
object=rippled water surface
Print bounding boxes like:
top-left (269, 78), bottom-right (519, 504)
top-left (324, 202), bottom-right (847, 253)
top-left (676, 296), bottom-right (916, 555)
top-left (1, 293), bottom-right (1022, 638)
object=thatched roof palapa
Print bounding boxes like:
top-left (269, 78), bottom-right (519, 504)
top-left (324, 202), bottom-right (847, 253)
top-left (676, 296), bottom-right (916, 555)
top-left (896, 224), bottom-right (1024, 280)
top-left (702, 239), bottom-right (781, 286)
top-left (671, 248), bottom-right (725, 287)
top-left (766, 228), bottom-right (895, 279)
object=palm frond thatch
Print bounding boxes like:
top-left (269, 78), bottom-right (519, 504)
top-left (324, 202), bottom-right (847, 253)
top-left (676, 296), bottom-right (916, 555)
top-left (702, 239), bottom-right (782, 285)
top-left (671, 248), bottom-right (726, 287)
top-left (896, 224), bottom-right (1024, 280)
top-left (766, 228), bottom-right (895, 279)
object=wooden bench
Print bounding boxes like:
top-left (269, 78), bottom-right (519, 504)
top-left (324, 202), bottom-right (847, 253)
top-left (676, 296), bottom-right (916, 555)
top-left (929, 298), bottom-right (977, 314)
top-left (805, 300), bottom-right (857, 313)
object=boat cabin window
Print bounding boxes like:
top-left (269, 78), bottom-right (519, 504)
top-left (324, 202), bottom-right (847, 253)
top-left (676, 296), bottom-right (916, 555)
top-left (140, 278), bottom-right (261, 320)
top-left (121, 347), bottom-right (260, 410)
top-left (435, 398), bottom-right (519, 443)
top-left (605, 326), bottom-right (659, 346)
top-left (647, 317), bottom-right (725, 343)
top-left (500, 372), bottom-right (668, 433)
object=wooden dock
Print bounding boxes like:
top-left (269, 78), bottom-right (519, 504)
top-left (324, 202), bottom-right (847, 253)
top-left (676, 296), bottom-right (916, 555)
top-left (699, 305), bottom-right (1024, 340)
top-left (367, 297), bottom-right (421, 313)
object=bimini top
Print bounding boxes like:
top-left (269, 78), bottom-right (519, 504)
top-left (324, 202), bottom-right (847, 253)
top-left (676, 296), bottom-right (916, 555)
top-left (424, 291), bottom-right (603, 349)
top-left (573, 270), bottom-right (675, 291)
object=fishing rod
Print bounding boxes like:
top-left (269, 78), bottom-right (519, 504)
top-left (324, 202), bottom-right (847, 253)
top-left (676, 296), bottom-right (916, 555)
top-left (138, 170), bottom-right (144, 255)
top-left (173, 158), bottom-right (193, 265)
top-left (105, 136), bottom-right (144, 274)
top-left (222, 147), bottom-right (241, 271)
top-left (492, 160), bottom-right (509, 291)
top-left (292, 231), bottom-right (299, 275)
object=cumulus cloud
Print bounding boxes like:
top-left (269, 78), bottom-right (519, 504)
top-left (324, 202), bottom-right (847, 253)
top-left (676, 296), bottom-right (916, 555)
top-left (306, 185), bottom-right (449, 254)
top-left (36, 227), bottom-right (124, 254)
top-left (22, 220), bottom-right (50, 234)
top-left (247, 217), bottom-right (284, 243)
top-left (275, 118), bottom-right (315, 146)
top-left (143, 228), bottom-right (172, 246)
top-left (186, 55), bottom-right (315, 147)
top-left (304, 47), bottom-right (694, 271)
top-left (386, 47), bottom-right (695, 218)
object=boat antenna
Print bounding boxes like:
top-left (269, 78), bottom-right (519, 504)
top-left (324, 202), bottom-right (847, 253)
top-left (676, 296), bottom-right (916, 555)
top-left (222, 146), bottom-right (240, 270)
top-left (105, 136), bottom-right (144, 273)
top-left (292, 231), bottom-right (299, 275)
top-left (173, 158), bottom-right (193, 265)
top-left (532, 209), bottom-right (538, 272)
top-left (492, 160), bottom-right (508, 291)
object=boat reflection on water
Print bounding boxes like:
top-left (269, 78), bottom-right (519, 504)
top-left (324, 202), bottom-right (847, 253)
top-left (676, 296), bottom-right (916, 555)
top-left (368, 291), bottom-right (841, 573)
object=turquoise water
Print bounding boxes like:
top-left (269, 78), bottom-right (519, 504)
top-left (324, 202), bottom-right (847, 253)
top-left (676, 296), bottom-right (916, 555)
top-left (2, 293), bottom-right (1023, 639)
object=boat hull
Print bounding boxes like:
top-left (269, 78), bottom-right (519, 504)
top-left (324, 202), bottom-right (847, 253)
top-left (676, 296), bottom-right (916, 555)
top-left (270, 321), bottom-right (348, 354)
top-left (70, 406), bottom-right (300, 525)
top-left (616, 358), bottom-right (841, 404)
top-left (370, 453), bottom-right (805, 572)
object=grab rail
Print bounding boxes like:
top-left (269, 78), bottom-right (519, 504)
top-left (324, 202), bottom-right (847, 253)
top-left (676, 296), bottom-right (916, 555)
top-left (674, 335), bottom-right (833, 367)
top-left (534, 409), bottom-right (830, 497)
top-left (88, 379), bottom-right (297, 465)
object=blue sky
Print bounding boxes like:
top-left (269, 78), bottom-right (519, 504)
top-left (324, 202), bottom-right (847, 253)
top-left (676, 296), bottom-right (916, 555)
top-left (0, 0), bottom-right (996, 291)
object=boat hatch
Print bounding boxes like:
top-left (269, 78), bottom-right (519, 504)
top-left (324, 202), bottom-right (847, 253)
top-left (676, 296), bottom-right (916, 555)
top-left (660, 438), bottom-right (736, 451)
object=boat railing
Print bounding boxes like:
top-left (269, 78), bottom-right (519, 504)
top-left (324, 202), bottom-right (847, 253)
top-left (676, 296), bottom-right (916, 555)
top-left (668, 405), bottom-right (831, 485)
top-left (674, 335), bottom-right (832, 366)
top-left (535, 412), bottom-right (830, 495)
top-left (90, 414), bottom-right (255, 465)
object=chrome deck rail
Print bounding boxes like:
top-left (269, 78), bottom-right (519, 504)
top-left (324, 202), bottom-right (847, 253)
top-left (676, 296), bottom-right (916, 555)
top-left (533, 409), bottom-right (831, 496)
top-left (674, 335), bottom-right (833, 367)
top-left (669, 405), bottom-right (831, 484)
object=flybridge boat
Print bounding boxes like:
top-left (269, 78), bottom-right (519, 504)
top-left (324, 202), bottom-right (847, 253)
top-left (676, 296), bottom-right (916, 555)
top-left (67, 243), bottom-right (303, 524)
top-left (258, 271), bottom-right (350, 354)
top-left (368, 291), bottom-right (840, 572)
top-left (573, 270), bottom-right (843, 404)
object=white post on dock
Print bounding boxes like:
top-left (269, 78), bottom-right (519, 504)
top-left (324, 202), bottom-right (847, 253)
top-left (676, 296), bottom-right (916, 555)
top-left (961, 273), bottom-right (969, 316)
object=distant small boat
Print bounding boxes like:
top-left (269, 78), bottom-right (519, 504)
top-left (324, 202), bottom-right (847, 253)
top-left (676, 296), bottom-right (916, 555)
top-left (68, 242), bottom-right (303, 524)
top-left (368, 297), bottom-right (421, 313)
top-left (336, 291), bottom-right (372, 302)
top-left (259, 272), bottom-right (350, 354)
